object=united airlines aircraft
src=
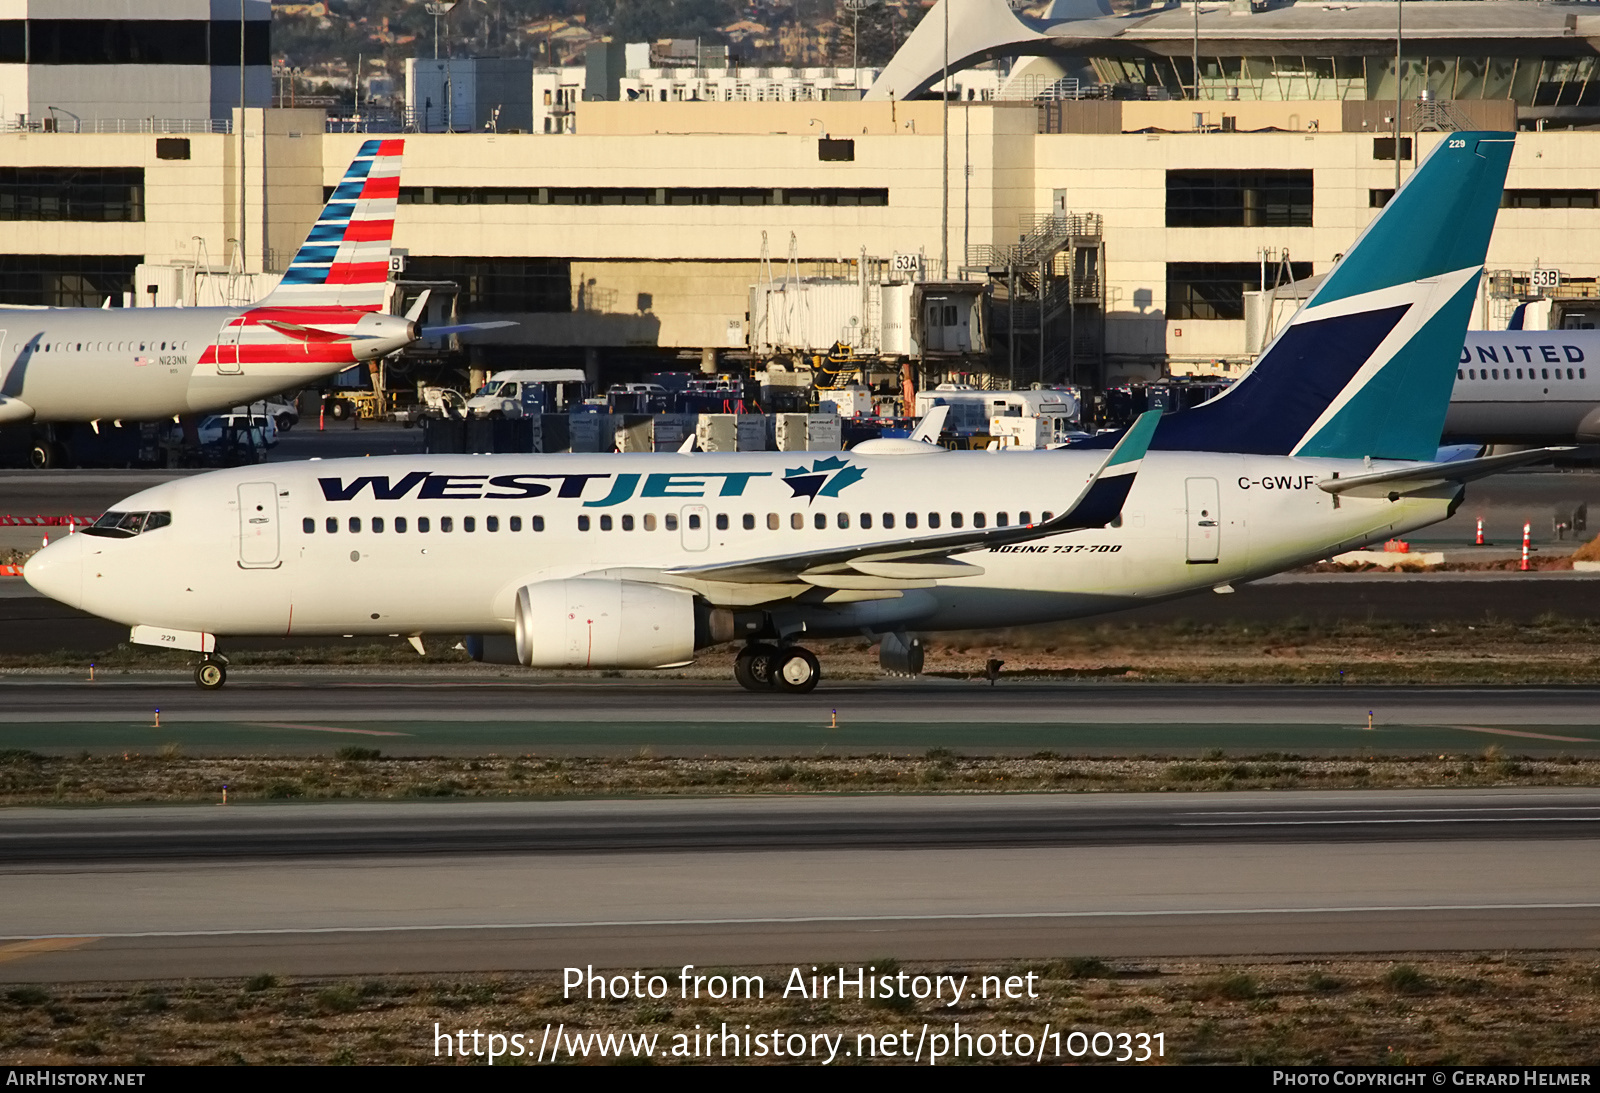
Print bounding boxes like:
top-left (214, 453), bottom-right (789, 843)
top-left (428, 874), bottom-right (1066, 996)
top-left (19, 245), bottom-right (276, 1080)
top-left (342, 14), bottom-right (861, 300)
top-left (26, 133), bottom-right (1553, 693)
top-left (0, 140), bottom-right (470, 464)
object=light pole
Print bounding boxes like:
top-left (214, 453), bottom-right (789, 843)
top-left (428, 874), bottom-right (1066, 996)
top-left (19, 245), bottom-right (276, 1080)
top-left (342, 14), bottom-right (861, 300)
top-left (941, 0), bottom-right (949, 279)
top-left (842, 0), bottom-right (880, 89)
top-left (1394, 0), bottom-right (1403, 194)
top-left (426, 1), bottom-right (456, 61)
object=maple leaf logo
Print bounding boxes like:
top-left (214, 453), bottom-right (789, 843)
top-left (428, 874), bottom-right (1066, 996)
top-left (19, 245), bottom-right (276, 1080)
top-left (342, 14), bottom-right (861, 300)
top-left (783, 456), bottom-right (867, 503)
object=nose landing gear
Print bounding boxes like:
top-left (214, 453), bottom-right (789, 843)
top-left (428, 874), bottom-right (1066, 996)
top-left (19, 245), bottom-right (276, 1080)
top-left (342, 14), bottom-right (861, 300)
top-left (733, 643), bottom-right (821, 694)
top-left (193, 655), bottom-right (228, 690)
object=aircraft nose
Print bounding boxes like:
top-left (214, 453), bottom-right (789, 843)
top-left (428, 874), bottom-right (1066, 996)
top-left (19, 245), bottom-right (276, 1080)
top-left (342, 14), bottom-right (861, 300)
top-left (23, 534), bottom-right (85, 610)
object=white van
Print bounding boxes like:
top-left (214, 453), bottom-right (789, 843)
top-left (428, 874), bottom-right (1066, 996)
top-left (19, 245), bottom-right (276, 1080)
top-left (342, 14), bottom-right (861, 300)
top-left (465, 369), bottom-right (588, 419)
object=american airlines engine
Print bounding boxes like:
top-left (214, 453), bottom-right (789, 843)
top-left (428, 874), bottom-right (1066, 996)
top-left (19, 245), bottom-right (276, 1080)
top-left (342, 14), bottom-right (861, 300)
top-left (25, 133), bottom-right (1561, 693)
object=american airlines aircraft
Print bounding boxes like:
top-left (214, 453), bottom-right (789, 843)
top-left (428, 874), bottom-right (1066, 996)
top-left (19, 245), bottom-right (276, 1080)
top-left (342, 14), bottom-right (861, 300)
top-left (26, 132), bottom-right (1552, 692)
top-left (0, 139), bottom-right (438, 466)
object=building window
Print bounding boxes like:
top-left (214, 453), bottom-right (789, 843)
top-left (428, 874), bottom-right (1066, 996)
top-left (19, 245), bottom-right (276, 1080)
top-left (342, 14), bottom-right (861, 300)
top-left (0, 254), bottom-right (140, 307)
top-left (818, 138), bottom-right (855, 162)
top-left (1168, 261), bottom-right (1313, 321)
top-left (1502, 189), bottom-right (1600, 209)
top-left (395, 186), bottom-right (887, 208)
top-left (403, 256), bottom-right (572, 313)
top-left (155, 138), bottom-right (190, 161)
top-left (1373, 137), bottom-right (1413, 161)
top-left (0, 169), bottom-right (145, 223)
top-left (1166, 169), bottom-right (1312, 228)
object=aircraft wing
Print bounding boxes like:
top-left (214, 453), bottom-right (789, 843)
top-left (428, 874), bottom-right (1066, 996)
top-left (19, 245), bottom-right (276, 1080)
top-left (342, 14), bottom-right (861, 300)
top-left (665, 411), bottom-right (1160, 587)
top-left (1317, 446), bottom-right (1573, 499)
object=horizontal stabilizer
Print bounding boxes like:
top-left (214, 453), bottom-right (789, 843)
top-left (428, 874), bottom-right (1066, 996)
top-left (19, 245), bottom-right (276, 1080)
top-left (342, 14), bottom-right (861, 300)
top-left (1318, 446), bottom-right (1573, 499)
top-left (424, 321), bottom-right (519, 338)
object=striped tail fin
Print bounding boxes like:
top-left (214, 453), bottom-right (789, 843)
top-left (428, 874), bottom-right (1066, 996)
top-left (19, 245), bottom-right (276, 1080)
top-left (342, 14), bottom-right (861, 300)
top-left (260, 138), bottom-right (403, 311)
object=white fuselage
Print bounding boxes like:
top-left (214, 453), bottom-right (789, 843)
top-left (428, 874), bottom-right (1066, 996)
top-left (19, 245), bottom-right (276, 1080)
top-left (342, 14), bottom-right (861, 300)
top-left (1446, 330), bottom-right (1600, 443)
top-left (0, 305), bottom-right (409, 423)
top-left (28, 448), bottom-right (1457, 644)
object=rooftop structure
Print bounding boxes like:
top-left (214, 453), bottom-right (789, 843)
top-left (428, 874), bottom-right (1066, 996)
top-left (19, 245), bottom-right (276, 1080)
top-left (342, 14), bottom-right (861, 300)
top-left (871, 0), bottom-right (1600, 125)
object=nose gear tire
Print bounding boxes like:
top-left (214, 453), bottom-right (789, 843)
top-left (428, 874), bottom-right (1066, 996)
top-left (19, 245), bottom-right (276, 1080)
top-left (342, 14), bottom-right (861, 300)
top-left (194, 662), bottom-right (226, 689)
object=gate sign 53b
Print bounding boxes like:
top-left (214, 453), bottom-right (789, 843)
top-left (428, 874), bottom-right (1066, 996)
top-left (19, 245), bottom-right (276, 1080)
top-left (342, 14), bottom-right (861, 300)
top-left (1531, 267), bottom-right (1561, 291)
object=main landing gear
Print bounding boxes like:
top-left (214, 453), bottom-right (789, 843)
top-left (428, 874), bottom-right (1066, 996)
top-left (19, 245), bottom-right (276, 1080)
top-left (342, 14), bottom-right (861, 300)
top-left (193, 655), bottom-right (228, 690)
top-left (734, 643), bottom-right (820, 694)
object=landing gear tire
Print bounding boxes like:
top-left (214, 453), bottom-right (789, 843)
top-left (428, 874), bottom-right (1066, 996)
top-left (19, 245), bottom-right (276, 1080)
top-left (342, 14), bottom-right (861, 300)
top-left (29, 442), bottom-right (60, 470)
top-left (734, 644), bottom-right (779, 692)
top-left (328, 399), bottom-right (350, 421)
top-left (194, 661), bottom-right (226, 689)
top-left (774, 647), bottom-right (821, 694)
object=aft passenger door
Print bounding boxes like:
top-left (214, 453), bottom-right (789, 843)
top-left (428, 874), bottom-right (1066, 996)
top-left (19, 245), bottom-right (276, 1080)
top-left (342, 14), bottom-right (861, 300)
top-left (238, 481), bottom-right (281, 568)
top-left (680, 504), bottom-right (709, 552)
top-left (1185, 477), bottom-right (1220, 564)
top-left (215, 316), bottom-right (244, 375)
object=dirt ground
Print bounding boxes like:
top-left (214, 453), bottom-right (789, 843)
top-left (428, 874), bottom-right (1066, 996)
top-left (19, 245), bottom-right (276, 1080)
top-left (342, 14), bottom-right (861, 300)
top-left (2, 955), bottom-right (1597, 1065)
top-left (2, 748), bottom-right (1597, 806)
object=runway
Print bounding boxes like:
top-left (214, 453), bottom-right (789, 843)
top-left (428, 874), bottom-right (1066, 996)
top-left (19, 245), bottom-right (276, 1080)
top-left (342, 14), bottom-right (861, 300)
top-left (1, 790), bottom-right (1596, 981)
top-left (2, 676), bottom-right (1600, 755)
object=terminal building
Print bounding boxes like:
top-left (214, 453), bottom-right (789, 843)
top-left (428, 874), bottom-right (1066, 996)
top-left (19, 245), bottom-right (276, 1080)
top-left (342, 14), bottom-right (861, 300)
top-left (2, 0), bottom-right (1600, 395)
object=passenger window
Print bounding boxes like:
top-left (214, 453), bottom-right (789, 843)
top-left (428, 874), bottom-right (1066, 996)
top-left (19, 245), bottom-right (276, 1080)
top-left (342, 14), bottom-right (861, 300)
top-left (883, 513), bottom-right (895, 529)
top-left (644, 514), bottom-right (656, 531)
top-left (395, 516), bottom-right (408, 533)
top-left (974, 513), bottom-right (987, 529)
top-left (743, 514), bottom-right (755, 530)
top-left (418, 517), bottom-right (430, 532)
top-left (463, 516), bottom-right (475, 532)
top-left (441, 516), bottom-right (453, 532)
top-left (1491, 369), bottom-right (1499, 380)
top-left (372, 517), bottom-right (384, 533)
top-left (951, 513), bottom-right (964, 529)
top-left (1019, 510), bottom-right (1031, 524)
top-left (508, 516), bottom-right (520, 532)
top-left (1543, 369), bottom-right (1550, 379)
top-left (532, 516), bottom-right (545, 532)
top-left (578, 515), bottom-right (591, 531)
top-left (861, 513), bottom-right (872, 529)
top-left (791, 513), bottom-right (803, 529)
top-left (687, 514), bottom-right (700, 530)
top-left (486, 515), bottom-right (499, 532)
top-left (837, 513), bottom-right (850, 529)
top-left (326, 517), bottom-right (338, 533)
top-left (716, 514), bottom-right (729, 531)
top-left (768, 513), bottom-right (779, 530)
top-left (1043, 511), bottom-right (1055, 521)
top-left (1457, 369), bottom-right (1464, 380)
top-left (814, 513), bottom-right (826, 530)
top-left (622, 514), bottom-right (634, 531)
top-left (1570, 369), bottom-right (1576, 379)
top-left (905, 513), bottom-right (918, 529)
top-left (665, 514), bottom-right (679, 531)
top-left (600, 515), bottom-right (613, 531)
top-left (303, 517), bottom-right (314, 533)
top-left (929, 513), bottom-right (942, 529)
top-left (996, 512), bottom-right (1008, 526)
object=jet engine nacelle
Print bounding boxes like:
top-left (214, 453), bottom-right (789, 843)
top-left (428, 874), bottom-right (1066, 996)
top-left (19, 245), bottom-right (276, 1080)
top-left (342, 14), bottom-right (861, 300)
top-left (514, 578), bottom-right (696, 669)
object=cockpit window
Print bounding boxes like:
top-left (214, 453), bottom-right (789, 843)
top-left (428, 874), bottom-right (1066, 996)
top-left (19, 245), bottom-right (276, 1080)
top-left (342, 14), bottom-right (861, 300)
top-left (81, 510), bottom-right (171, 538)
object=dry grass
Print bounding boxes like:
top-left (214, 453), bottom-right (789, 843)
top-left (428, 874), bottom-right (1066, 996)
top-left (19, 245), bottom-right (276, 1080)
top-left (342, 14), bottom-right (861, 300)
top-left (1, 749), bottom-right (1595, 806)
top-left (3, 955), bottom-right (1598, 1065)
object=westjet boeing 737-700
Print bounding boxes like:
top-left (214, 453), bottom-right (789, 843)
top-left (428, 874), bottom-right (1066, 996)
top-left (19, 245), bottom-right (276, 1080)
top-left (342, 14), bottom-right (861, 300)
top-left (25, 132), bottom-right (1558, 692)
